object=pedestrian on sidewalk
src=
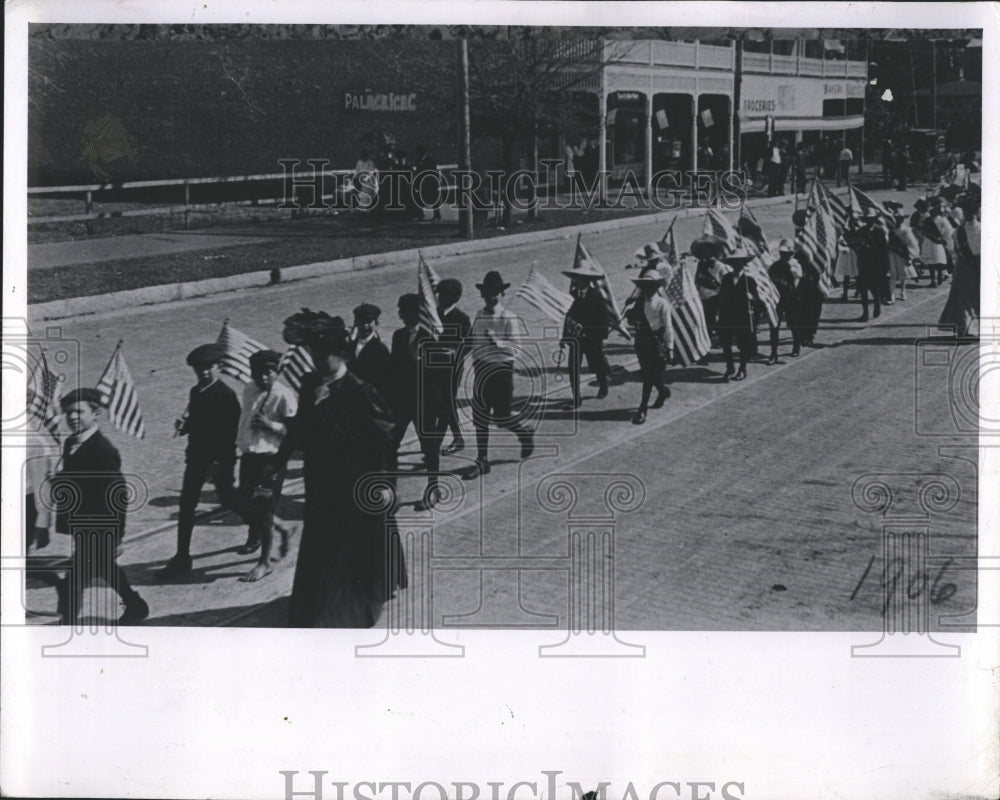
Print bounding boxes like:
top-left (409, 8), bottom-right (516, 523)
top-left (349, 303), bottom-right (392, 400)
top-left (52, 388), bottom-right (149, 625)
top-left (716, 251), bottom-right (760, 382)
top-left (468, 271), bottom-right (535, 476)
top-left (234, 349), bottom-right (297, 582)
top-left (389, 293), bottom-right (449, 510)
top-left (836, 144), bottom-right (853, 187)
top-left (434, 279), bottom-right (471, 456)
top-left (161, 343), bottom-right (240, 578)
top-left (561, 260), bottom-right (612, 409)
top-left (280, 310), bottom-right (404, 627)
top-left (626, 267), bottom-right (672, 425)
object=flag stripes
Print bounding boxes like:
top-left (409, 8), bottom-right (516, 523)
top-left (706, 209), bottom-right (780, 328)
top-left (849, 184), bottom-right (893, 228)
top-left (816, 179), bottom-right (849, 231)
top-left (216, 319), bottom-right (268, 383)
top-left (417, 255), bottom-right (444, 337)
top-left (574, 235), bottom-right (631, 340)
top-left (277, 345), bottom-right (314, 392)
top-left (661, 219), bottom-right (711, 365)
top-left (96, 343), bottom-right (146, 439)
top-left (516, 266), bottom-right (573, 323)
top-left (27, 349), bottom-right (61, 440)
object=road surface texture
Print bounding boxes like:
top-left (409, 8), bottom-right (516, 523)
top-left (22, 189), bottom-right (978, 632)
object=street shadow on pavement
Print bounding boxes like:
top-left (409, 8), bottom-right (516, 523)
top-left (145, 596), bottom-right (291, 627)
top-left (127, 547), bottom-right (266, 587)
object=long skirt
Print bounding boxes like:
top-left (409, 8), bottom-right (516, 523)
top-left (920, 239), bottom-right (948, 266)
top-left (938, 257), bottom-right (979, 337)
top-left (889, 252), bottom-right (918, 282)
top-left (835, 246), bottom-right (858, 279)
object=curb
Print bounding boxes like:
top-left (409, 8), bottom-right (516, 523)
top-left (29, 192), bottom-right (819, 321)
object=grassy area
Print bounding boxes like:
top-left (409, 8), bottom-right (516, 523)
top-left (28, 204), bottom-right (674, 304)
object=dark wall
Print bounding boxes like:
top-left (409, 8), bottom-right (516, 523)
top-left (29, 39), bottom-right (505, 186)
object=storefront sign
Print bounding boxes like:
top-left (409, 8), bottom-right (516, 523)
top-left (343, 90), bottom-right (418, 112)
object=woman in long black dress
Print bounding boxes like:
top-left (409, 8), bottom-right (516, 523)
top-left (281, 310), bottom-right (406, 628)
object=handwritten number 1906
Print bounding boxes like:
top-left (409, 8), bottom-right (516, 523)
top-left (851, 556), bottom-right (957, 615)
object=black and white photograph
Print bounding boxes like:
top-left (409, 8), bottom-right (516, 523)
top-left (2, 2), bottom-right (997, 799)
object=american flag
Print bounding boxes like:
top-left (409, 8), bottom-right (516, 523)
top-left (815, 178), bottom-right (850, 231)
top-left (27, 348), bottom-right (61, 441)
top-left (849, 184), bottom-right (893, 229)
top-left (706, 209), bottom-right (780, 328)
top-left (516, 266), bottom-right (573, 323)
top-left (96, 341), bottom-right (146, 439)
top-left (417, 255), bottom-right (444, 337)
top-left (703, 208), bottom-right (741, 254)
top-left (661, 222), bottom-right (711, 366)
top-left (738, 206), bottom-right (770, 256)
top-left (419, 252), bottom-right (441, 290)
top-left (574, 235), bottom-right (631, 340)
top-left (797, 205), bottom-right (837, 277)
top-left (216, 319), bottom-right (267, 383)
top-left (277, 345), bottom-right (314, 393)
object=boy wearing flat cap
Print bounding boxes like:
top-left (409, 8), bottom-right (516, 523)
top-left (468, 270), bottom-right (535, 475)
top-left (434, 278), bottom-right (471, 455)
top-left (234, 349), bottom-right (298, 581)
top-left (349, 303), bottom-right (391, 400)
top-left (52, 388), bottom-right (149, 624)
top-left (161, 343), bottom-right (241, 578)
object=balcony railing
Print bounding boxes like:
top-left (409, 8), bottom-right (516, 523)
top-left (559, 39), bottom-right (866, 80)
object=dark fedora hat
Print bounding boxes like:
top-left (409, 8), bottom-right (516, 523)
top-left (186, 342), bottom-right (226, 366)
top-left (476, 270), bottom-right (511, 292)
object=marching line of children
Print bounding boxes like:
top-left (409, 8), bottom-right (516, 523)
top-left (33, 183), bottom-right (979, 627)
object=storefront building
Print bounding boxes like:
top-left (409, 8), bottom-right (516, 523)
top-left (553, 39), bottom-right (868, 195)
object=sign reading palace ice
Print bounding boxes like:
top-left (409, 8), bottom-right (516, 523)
top-left (344, 90), bottom-right (418, 112)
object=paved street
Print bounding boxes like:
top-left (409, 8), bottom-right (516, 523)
top-left (22, 189), bottom-right (978, 631)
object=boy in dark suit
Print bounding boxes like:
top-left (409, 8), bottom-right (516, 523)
top-left (54, 388), bottom-right (149, 625)
top-left (389, 293), bottom-right (449, 510)
top-left (161, 343), bottom-right (241, 578)
top-left (349, 303), bottom-right (392, 400)
top-left (434, 279), bottom-right (471, 455)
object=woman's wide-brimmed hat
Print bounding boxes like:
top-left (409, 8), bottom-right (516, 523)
top-left (631, 267), bottom-right (666, 286)
top-left (690, 235), bottom-right (722, 260)
top-left (633, 242), bottom-right (667, 262)
top-left (283, 308), bottom-right (349, 355)
top-left (721, 250), bottom-right (756, 267)
top-left (562, 261), bottom-right (606, 281)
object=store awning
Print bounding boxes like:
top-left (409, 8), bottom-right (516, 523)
top-left (741, 114), bottom-right (864, 133)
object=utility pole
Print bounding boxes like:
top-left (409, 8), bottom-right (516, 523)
top-left (733, 36), bottom-right (743, 173)
top-left (931, 40), bottom-right (938, 132)
top-left (458, 37), bottom-right (473, 238)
